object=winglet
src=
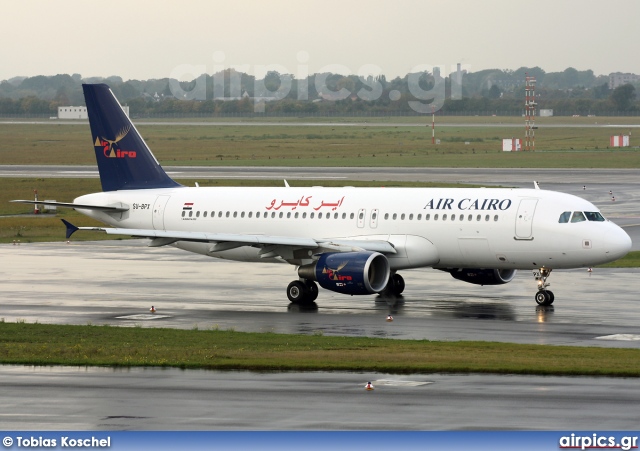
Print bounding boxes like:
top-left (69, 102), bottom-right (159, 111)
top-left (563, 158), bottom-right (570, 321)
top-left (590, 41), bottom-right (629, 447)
top-left (533, 181), bottom-right (540, 190)
top-left (61, 219), bottom-right (79, 239)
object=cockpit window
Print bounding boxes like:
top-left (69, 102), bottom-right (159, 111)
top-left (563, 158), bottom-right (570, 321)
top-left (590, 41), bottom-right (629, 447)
top-left (585, 211), bottom-right (605, 222)
top-left (558, 211), bottom-right (571, 223)
top-left (570, 211), bottom-right (586, 223)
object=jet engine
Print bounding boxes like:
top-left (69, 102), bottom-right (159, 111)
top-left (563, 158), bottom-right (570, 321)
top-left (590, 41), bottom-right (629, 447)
top-left (445, 268), bottom-right (517, 285)
top-left (298, 251), bottom-right (390, 295)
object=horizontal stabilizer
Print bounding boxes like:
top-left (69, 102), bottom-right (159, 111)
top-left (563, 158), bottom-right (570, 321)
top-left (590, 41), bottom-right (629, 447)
top-left (11, 200), bottom-right (129, 212)
top-left (61, 219), bottom-right (79, 239)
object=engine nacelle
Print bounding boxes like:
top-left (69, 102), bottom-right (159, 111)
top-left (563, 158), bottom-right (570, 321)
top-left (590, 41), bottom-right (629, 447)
top-left (298, 251), bottom-right (390, 295)
top-left (446, 268), bottom-right (517, 285)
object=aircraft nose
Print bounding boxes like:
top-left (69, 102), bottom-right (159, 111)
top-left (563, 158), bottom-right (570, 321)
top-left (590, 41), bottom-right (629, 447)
top-left (604, 227), bottom-right (632, 260)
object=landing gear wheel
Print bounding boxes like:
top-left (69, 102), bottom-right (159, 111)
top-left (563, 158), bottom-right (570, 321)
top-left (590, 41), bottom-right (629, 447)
top-left (535, 290), bottom-right (554, 306)
top-left (533, 267), bottom-right (554, 306)
top-left (381, 273), bottom-right (405, 296)
top-left (287, 280), bottom-right (307, 304)
top-left (390, 274), bottom-right (405, 295)
top-left (304, 280), bottom-right (319, 302)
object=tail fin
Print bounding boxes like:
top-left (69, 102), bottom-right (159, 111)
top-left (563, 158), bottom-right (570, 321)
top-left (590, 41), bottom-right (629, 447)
top-left (83, 84), bottom-right (182, 192)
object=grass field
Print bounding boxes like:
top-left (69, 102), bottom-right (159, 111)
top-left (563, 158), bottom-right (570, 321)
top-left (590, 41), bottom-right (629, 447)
top-left (2, 322), bottom-right (640, 377)
top-left (1, 117), bottom-right (639, 168)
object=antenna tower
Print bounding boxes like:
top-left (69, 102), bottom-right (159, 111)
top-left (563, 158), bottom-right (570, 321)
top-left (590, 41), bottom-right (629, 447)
top-left (525, 75), bottom-right (537, 151)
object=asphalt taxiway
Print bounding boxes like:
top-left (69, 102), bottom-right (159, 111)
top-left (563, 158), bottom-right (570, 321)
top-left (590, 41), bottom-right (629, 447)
top-left (2, 240), bottom-right (639, 347)
top-left (2, 240), bottom-right (640, 430)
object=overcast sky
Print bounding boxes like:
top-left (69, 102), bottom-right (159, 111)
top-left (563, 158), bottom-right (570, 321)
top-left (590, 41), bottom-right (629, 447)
top-left (3, 0), bottom-right (639, 81)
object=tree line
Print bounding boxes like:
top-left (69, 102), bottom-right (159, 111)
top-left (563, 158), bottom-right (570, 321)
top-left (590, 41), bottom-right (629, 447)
top-left (0, 67), bottom-right (638, 116)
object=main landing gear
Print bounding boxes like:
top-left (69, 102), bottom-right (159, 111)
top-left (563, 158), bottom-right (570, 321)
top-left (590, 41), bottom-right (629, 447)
top-left (533, 267), bottom-right (554, 306)
top-left (382, 273), bottom-right (405, 296)
top-left (286, 279), bottom-right (318, 304)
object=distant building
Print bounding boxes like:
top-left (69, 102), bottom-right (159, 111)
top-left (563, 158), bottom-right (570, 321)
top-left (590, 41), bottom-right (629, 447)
top-left (57, 106), bottom-right (129, 119)
top-left (608, 73), bottom-right (640, 90)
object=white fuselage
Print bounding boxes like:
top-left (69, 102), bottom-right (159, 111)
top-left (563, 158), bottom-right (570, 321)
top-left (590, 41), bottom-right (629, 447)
top-left (75, 185), bottom-right (632, 270)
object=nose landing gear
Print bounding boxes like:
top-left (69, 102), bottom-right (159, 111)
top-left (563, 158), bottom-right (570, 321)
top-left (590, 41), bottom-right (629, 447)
top-left (533, 267), bottom-right (554, 306)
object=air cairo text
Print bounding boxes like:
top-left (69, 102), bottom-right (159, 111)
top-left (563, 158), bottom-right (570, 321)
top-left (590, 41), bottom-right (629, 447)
top-left (424, 198), bottom-right (513, 211)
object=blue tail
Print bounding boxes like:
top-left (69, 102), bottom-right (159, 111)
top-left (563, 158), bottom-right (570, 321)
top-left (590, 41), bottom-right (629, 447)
top-left (83, 84), bottom-right (182, 192)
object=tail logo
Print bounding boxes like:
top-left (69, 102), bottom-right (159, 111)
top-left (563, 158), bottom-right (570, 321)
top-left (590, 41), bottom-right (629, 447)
top-left (94, 126), bottom-right (137, 158)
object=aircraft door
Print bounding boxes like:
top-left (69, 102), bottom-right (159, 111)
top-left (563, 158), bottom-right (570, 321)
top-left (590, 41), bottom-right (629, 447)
top-left (370, 209), bottom-right (379, 229)
top-left (515, 198), bottom-right (538, 239)
top-left (357, 208), bottom-right (366, 228)
top-left (152, 195), bottom-right (171, 230)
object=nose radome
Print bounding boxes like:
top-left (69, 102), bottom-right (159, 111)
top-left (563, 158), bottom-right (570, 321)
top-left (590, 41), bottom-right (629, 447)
top-left (605, 228), bottom-right (632, 260)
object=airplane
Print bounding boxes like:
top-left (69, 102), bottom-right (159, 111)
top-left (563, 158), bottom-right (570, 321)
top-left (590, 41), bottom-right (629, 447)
top-left (12, 84), bottom-right (632, 307)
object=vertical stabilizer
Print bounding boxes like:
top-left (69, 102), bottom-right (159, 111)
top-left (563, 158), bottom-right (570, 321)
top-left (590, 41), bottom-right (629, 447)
top-left (83, 83), bottom-right (182, 192)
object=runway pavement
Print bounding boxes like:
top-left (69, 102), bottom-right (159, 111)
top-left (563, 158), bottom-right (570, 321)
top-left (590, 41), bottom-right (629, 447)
top-left (2, 366), bottom-right (640, 430)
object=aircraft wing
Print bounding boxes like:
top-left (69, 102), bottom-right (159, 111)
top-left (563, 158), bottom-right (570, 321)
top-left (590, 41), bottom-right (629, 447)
top-left (62, 220), bottom-right (396, 255)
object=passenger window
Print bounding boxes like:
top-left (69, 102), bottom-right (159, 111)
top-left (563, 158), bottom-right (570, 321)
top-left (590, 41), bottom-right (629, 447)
top-left (426, 214), bottom-right (430, 220)
top-left (218, 211), bottom-right (223, 218)
top-left (485, 215), bottom-right (490, 221)
top-left (451, 214), bottom-right (455, 221)
top-left (181, 211), bottom-right (185, 217)
top-left (476, 215), bottom-right (481, 221)
top-left (342, 213), bottom-right (346, 219)
top-left (409, 214), bottom-right (413, 220)
top-left (401, 213), bottom-right (405, 220)
top-left (295, 212), bottom-right (299, 218)
top-left (350, 213), bottom-right (354, 219)
top-left (211, 211), bottom-right (215, 217)
top-left (196, 211), bottom-right (200, 217)
top-left (203, 211), bottom-right (207, 218)
top-left (318, 212), bottom-right (323, 219)
top-left (417, 214), bottom-right (422, 220)
top-left (571, 211), bottom-right (586, 223)
top-left (384, 213), bottom-right (389, 220)
top-left (434, 214), bottom-right (439, 220)
top-left (241, 212), bottom-right (245, 218)
top-left (233, 212), bottom-right (237, 218)
top-left (310, 212), bottom-right (315, 219)
top-left (334, 213), bottom-right (338, 219)
top-left (256, 212), bottom-right (260, 218)
top-left (372, 212), bottom-right (377, 220)
top-left (585, 211), bottom-right (605, 222)
top-left (459, 214), bottom-right (464, 221)
top-left (303, 212), bottom-right (307, 219)
top-left (494, 215), bottom-right (498, 221)
top-left (189, 211), bottom-right (193, 217)
top-left (359, 212), bottom-right (364, 219)
top-left (468, 214), bottom-right (472, 221)
top-left (443, 214), bottom-right (447, 220)
top-left (287, 212), bottom-right (291, 218)
top-left (558, 211), bottom-right (571, 223)
top-left (393, 213), bottom-right (397, 220)
top-left (279, 212), bottom-right (283, 218)
top-left (225, 212), bottom-right (230, 218)
top-left (271, 212), bottom-right (275, 218)
top-left (248, 212), bottom-right (252, 218)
